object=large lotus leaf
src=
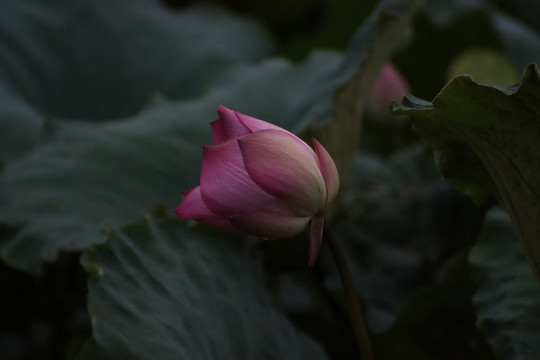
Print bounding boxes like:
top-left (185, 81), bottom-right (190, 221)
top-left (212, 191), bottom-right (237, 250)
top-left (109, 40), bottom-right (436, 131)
top-left (0, 0), bottom-right (273, 160)
top-left (0, 84), bottom-right (44, 162)
top-left (0, 0), bottom-right (417, 274)
top-left (0, 98), bottom-right (211, 273)
top-left (77, 219), bottom-right (328, 360)
top-left (469, 210), bottom-right (540, 360)
top-left (393, 63), bottom-right (540, 277)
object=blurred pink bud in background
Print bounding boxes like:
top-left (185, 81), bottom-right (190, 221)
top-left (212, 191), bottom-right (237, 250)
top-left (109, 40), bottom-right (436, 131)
top-left (366, 63), bottom-right (409, 118)
top-left (175, 105), bottom-right (339, 264)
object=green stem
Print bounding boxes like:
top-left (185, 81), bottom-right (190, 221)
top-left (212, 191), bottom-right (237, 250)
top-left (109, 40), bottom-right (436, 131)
top-left (323, 222), bottom-right (374, 360)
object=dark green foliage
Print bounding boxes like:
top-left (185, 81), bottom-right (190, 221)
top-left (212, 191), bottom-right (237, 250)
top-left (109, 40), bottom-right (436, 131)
top-left (394, 64), bottom-right (540, 277)
top-left (78, 220), bottom-right (328, 360)
top-left (1, 0), bottom-right (540, 359)
top-left (470, 211), bottom-right (540, 360)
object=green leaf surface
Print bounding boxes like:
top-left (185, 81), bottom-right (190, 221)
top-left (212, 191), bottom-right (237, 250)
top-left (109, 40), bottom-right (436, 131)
top-left (78, 219), bottom-right (328, 360)
top-left (0, 99), bottom-right (211, 273)
top-left (0, 85), bottom-right (44, 163)
top-left (0, 0), bottom-right (273, 160)
top-left (469, 210), bottom-right (540, 360)
top-left (393, 62), bottom-right (540, 277)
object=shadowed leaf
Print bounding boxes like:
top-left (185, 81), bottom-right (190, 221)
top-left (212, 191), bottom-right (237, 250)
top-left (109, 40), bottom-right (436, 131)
top-left (469, 210), bottom-right (540, 360)
top-left (78, 219), bottom-right (328, 360)
top-left (393, 62), bottom-right (540, 277)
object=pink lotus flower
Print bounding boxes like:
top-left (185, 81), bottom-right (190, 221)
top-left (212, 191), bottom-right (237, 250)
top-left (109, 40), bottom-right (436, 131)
top-left (367, 63), bottom-right (409, 118)
top-left (175, 105), bottom-right (339, 264)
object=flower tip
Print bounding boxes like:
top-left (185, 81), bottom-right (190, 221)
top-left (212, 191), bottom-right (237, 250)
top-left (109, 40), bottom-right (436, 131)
top-left (174, 203), bottom-right (184, 219)
top-left (217, 104), bottom-right (229, 114)
top-left (217, 104), bottom-right (235, 117)
top-left (180, 188), bottom-right (194, 197)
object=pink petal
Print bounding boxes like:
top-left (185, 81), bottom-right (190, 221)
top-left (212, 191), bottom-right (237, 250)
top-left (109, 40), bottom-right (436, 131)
top-left (313, 139), bottom-right (340, 203)
top-left (210, 119), bottom-right (230, 144)
top-left (238, 130), bottom-right (326, 216)
top-left (175, 186), bottom-right (235, 230)
top-left (200, 140), bottom-right (279, 215)
top-left (211, 106), bottom-right (251, 144)
top-left (367, 63), bottom-right (409, 117)
top-left (230, 210), bottom-right (311, 239)
top-left (212, 105), bottom-right (284, 144)
top-left (234, 111), bottom-right (282, 133)
top-left (309, 215), bottom-right (325, 265)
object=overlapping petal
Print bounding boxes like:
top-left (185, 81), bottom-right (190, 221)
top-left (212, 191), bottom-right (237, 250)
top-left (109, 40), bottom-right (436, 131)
top-left (200, 140), bottom-right (278, 215)
top-left (211, 106), bottom-right (251, 144)
top-left (234, 111), bottom-right (282, 133)
top-left (238, 130), bottom-right (326, 216)
top-left (175, 187), bottom-right (235, 230)
top-left (212, 105), bottom-right (282, 144)
top-left (230, 210), bottom-right (311, 239)
top-left (313, 139), bottom-right (340, 203)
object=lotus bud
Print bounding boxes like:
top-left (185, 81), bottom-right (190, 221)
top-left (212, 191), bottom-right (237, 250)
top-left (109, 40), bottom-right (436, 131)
top-left (175, 105), bottom-right (339, 264)
top-left (367, 63), bottom-right (409, 119)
